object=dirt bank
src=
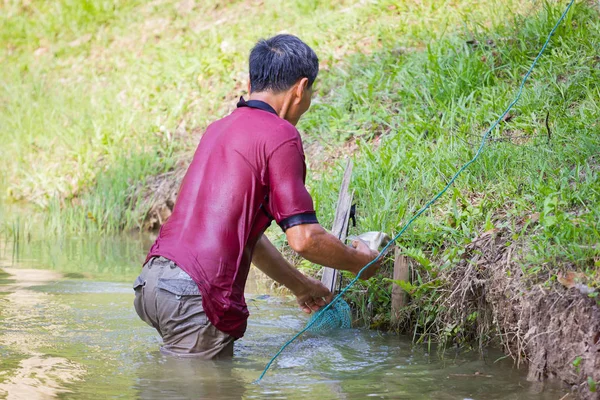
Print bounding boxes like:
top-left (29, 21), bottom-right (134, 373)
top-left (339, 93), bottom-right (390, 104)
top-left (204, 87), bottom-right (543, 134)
top-left (442, 227), bottom-right (599, 399)
top-left (136, 167), bottom-right (186, 231)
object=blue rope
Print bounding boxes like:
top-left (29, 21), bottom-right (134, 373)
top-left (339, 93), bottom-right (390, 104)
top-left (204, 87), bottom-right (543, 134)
top-left (255, 0), bottom-right (575, 383)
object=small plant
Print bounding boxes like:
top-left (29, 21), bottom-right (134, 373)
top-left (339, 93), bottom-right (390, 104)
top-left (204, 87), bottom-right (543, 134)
top-left (588, 377), bottom-right (597, 393)
top-left (572, 356), bottom-right (582, 372)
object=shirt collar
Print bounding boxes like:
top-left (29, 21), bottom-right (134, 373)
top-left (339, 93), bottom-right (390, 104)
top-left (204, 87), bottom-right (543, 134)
top-left (236, 96), bottom-right (278, 116)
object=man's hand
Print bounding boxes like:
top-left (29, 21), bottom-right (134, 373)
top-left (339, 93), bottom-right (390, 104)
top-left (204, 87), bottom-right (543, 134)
top-left (252, 234), bottom-right (334, 312)
top-left (292, 276), bottom-right (333, 314)
top-left (349, 238), bottom-right (381, 280)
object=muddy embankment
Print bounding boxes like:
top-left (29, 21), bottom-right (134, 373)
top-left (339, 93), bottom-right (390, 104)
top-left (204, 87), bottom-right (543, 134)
top-left (442, 227), bottom-right (599, 400)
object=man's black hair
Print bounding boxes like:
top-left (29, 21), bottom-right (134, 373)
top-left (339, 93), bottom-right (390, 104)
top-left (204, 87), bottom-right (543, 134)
top-left (249, 34), bottom-right (319, 93)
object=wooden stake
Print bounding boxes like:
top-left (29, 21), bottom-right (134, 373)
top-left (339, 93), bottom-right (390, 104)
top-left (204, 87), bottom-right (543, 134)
top-left (321, 159), bottom-right (353, 293)
top-left (391, 247), bottom-right (410, 324)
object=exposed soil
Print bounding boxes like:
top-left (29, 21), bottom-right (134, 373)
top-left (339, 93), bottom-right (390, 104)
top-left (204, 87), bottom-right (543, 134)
top-left (136, 166), bottom-right (186, 231)
top-left (442, 227), bottom-right (600, 399)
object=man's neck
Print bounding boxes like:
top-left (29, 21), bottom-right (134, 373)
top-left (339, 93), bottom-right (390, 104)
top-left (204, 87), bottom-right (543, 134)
top-left (248, 92), bottom-right (282, 113)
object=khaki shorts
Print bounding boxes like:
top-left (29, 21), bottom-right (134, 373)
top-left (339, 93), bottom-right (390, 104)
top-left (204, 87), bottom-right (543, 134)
top-left (133, 256), bottom-right (234, 359)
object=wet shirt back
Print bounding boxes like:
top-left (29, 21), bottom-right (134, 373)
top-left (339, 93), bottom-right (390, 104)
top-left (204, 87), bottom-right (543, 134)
top-left (145, 99), bottom-right (317, 339)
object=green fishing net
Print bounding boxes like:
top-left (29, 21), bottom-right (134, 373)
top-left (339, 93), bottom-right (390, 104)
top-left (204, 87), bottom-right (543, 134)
top-left (305, 298), bottom-right (352, 333)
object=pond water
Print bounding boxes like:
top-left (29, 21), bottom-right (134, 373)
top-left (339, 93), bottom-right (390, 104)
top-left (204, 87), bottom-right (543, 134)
top-left (0, 228), bottom-right (565, 399)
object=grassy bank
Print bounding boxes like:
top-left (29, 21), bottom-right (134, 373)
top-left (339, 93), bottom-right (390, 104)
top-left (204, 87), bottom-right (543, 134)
top-left (305, 0), bottom-right (600, 316)
top-left (3, 0), bottom-right (548, 233)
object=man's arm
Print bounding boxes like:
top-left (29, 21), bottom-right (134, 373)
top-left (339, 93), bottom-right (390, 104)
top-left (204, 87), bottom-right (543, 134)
top-left (285, 223), bottom-right (379, 280)
top-left (262, 132), bottom-right (380, 284)
top-left (252, 234), bottom-right (332, 313)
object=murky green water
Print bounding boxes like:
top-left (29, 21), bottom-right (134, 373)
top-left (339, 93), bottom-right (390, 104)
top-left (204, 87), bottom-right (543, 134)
top-left (0, 228), bottom-right (565, 399)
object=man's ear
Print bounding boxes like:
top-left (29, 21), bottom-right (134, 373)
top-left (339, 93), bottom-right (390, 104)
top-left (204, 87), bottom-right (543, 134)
top-left (247, 77), bottom-right (252, 94)
top-left (293, 77), bottom-right (309, 104)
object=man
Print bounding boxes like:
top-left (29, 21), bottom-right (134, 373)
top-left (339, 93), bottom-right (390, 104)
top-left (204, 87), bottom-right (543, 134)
top-left (133, 34), bottom-right (379, 359)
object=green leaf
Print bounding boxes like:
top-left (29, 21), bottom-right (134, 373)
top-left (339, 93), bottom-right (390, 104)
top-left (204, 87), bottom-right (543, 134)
top-left (541, 214), bottom-right (557, 227)
top-left (588, 377), bottom-right (597, 393)
top-left (402, 248), bottom-right (432, 269)
top-left (393, 279), bottom-right (416, 294)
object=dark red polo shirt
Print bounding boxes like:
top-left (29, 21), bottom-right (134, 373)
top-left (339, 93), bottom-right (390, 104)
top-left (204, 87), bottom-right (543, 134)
top-left (145, 98), bottom-right (318, 338)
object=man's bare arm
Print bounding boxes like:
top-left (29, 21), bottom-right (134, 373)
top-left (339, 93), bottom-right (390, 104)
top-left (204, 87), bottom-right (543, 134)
top-left (252, 234), bottom-right (332, 313)
top-left (285, 223), bottom-right (379, 279)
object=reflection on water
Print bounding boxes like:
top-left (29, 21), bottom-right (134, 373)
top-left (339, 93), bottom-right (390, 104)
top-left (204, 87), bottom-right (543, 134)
top-left (0, 227), bottom-right (565, 399)
top-left (0, 269), bottom-right (86, 400)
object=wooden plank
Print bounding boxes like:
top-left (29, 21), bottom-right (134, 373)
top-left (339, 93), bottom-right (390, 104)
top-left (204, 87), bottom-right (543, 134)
top-left (391, 246), bottom-right (410, 324)
top-left (321, 159), bottom-right (353, 292)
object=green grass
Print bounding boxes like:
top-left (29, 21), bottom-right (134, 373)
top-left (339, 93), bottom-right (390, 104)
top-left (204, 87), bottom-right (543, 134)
top-left (2, 0), bottom-right (549, 232)
top-left (1, 0), bottom-right (599, 344)
top-left (306, 1), bottom-right (600, 255)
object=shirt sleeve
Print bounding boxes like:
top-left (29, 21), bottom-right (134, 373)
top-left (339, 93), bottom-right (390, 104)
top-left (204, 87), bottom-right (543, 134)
top-left (267, 139), bottom-right (318, 231)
